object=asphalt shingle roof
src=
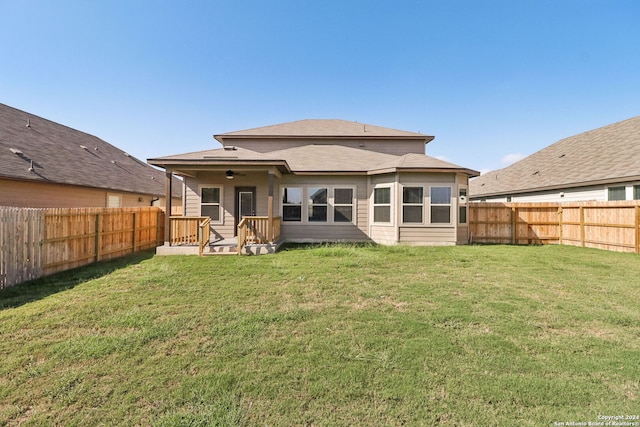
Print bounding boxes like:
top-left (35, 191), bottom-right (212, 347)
top-left (149, 144), bottom-right (478, 176)
top-left (0, 103), bottom-right (175, 197)
top-left (470, 116), bottom-right (640, 197)
top-left (215, 119), bottom-right (433, 141)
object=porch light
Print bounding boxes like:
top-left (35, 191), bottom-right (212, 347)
top-left (226, 170), bottom-right (234, 179)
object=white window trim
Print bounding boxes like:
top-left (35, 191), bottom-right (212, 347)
top-left (429, 185), bottom-right (453, 225)
top-left (107, 194), bottom-right (122, 208)
top-left (280, 185), bottom-right (357, 225)
top-left (332, 187), bottom-right (355, 223)
top-left (458, 186), bottom-right (468, 225)
top-left (308, 187), bottom-right (328, 222)
top-left (607, 185), bottom-right (626, 201)
top-left (199, 185), bottom-right (223, 225)
top-left (282, 186), bottom-right (303, 222)
top-left (372, 184), bottom-right (394, 225)
top-left (400, 185), bottom-right (425, 225)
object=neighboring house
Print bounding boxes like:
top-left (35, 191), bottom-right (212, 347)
top-left (148, 119), bottom-right (479, 251)
top-left (0, 103), bottom-right (181, 209)
top-left (470, 116), bottom-right (640, 202)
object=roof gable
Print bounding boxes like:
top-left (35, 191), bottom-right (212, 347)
top-left (470, 116), bottom-right (640, 197)
top-left (0, 103), bottom-right (173, 197)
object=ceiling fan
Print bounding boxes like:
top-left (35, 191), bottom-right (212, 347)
top-left (225, 170), bottom-right (246, 179)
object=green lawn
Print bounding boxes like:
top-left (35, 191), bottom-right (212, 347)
top-left (1, 244), bottom-right (639, 426)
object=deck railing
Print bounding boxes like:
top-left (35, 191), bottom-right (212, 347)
top-left (198, 217), bottom-right (211, 256)
top-left (169, 216), bottom-right (208, 246)
top-left (237, 216), bottom-right (281, 254)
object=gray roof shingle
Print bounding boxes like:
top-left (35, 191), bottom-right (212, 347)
top-left (214, 119), bottom-right (433, 142)
top-left (150, 119), bottom-right (478, 176)
top-left (149, 144), bottom-right (478, 176)
top-left (0, 103), bottom-right (176, 197)
top-left (470, 116), bottom-right (640, 197)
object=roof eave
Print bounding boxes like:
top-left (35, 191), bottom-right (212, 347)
top-left (215, 134), bottom-right (434, 144)
top-left (368, 167), bottom-right (480, 176)
top-left (290, 171), bottom-right (368, 176)
top-left (0, 174), bottom-right (170, 197)
top-left (147, 158), bottom-right (292, 174)
top-left (471, 174), bottom-right (640, 198)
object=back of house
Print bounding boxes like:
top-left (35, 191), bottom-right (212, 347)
top-left (149, 119), bottom-right (479, 250)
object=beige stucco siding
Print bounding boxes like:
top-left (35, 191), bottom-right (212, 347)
top-left (457, 225), bottom-right (469, 244)
top-left (0, 178), bottom-right (159, 208)
top-left (399, 172), bottom-right (456, 185)
top-left (228, 138), bottom-right (425, 156)
top-left (368, 172), bottom-right (467, 246)
top-left (369, 225), bottom-right (397, 245)
top-left (183, 177), bottom-right (198, 216)
top-left (471, 183), bottom-right (638, 203)
top-left (280, 223), bottom-right (370, 242)
top-left (181, 170), bottom-right (472, 245)
top-left (185, 173), bottom-right (372, 241)
top-left (278, 175), bottom-right (369, 242)
top-left (184, 172), bottom-right (272, 239)
top-left (399, 226), bottom-right (456, 246)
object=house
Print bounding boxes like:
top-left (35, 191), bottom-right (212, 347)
top-left (0, 103), bottom-right (181, 209)
top-left (148, 119), bottom-right (479, 253)
top-left (470, 116), bottom-right (640, 202)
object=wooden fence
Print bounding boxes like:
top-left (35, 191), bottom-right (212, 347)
top-left (470, 201), bottom-right (640, 253)
top-left (1, 207), bottom-right (165, 289)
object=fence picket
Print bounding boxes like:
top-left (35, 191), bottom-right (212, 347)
top-left (470, 201), bottom-right (640, 253)
top-left (0, 207), bottom-right (165, 288)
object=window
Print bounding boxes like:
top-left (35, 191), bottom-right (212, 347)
top-left (282, 187), bottom-right (303, 221)
top-left (458, 188), bottom-right (468, 224)
top-left (281, 186), bottom-right (356, 224)
top-left (107, 194), bottom-right (121, 208)
top-left (430, 187), bottom-right (452, 224)
top-left (608, 186), bottom-right (626, 201)
top-left (308, 187), bottom-right (328, 222)
top-left (334, 188), bottom-right (354, 222)
top-left (373, 187), bottom-right (391, 223)
top-left (402, 186), bottom-right (423, 223)
top-left (634, 185), bottom-right (640, 200)
top-left (200, 187), bottom-right (221, 222)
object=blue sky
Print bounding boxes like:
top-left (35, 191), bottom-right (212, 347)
top-left (1, 0), bottom-right (639, 174)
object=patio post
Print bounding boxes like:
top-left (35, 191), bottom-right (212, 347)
top-left (164, 170), bottom-right (172, 246)
top-left (268, 171), bottom-right (274, 241)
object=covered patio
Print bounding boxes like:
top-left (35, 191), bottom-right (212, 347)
top-left (150, 150), bottom-right (290, 255)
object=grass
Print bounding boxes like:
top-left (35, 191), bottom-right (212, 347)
top-left (1, 244), bottom-right (639, 426)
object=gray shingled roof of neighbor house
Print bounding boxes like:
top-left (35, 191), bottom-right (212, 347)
top-left (470, 116), bottom-right (640, 197)
top-left (214, 119), bottom-right (434, 141)
top-left (0, 103), bottom-right (179, 197)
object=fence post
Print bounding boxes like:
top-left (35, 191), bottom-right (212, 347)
top-left (95, 212), bottom-right (102, 262)
top-left (132, 212), bottom-right (137, 253)
top-left (511, 206), bottom-right (517, 244)
top-left (579, 206), bottom-right (585, 247)
top-left (635, 205), bottom-right (640, 254)
top-left (558, 206), bottom-right (563, 245)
